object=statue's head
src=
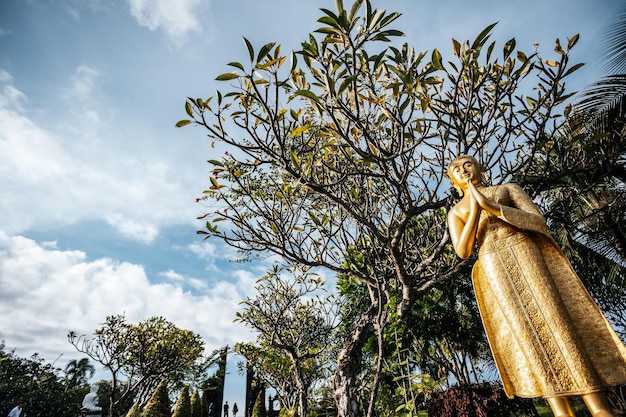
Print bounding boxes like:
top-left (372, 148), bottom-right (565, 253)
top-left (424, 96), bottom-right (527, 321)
top-left (90, 384), bottom-right (99, 393)
top-left (446, 154), bottom-right (487, 196)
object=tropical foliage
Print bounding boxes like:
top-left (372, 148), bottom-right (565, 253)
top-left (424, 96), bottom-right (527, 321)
top-left (69, 315), bottom-right (205, 415)
top-left (65, 357), bottom-right (96, 387)
top-left (514, 3), bottom-right (626, 338)
top-left (0, 341), bottom-right (87, 417)
top-left (235, 266), bottom-right (339, 416)
top-left (5, 2), bottom-right (623, 417)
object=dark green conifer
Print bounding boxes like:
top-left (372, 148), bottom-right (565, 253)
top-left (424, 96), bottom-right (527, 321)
top-left (251, 391), bottom-right (267, 417)
top-left (190, 390), bottom-right (202, 417)
top-left (142, 380), bottom-right (171, 417)
top-left (125, 403), bottom-right (140, 417)
top-left (172, 386), bottom-right (191, 417)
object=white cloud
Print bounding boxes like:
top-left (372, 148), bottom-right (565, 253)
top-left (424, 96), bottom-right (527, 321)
top-left (187, 241), bottom-right (218, 260)
top-left (128, 0), bottom-right (209, 46)
top-left (66, 6), bottom-right (81, 21)
top-left (106, 213), bottom-right (160, 244)
top-left (62, 0), bottom-right (115, 20)
top-left (0, 69), bottom-right (202, 242)
top-left (0, 231), bottom-right (255, 370)
top-left (62, 65), bottom-right (101, 102)
top-left (0, 81), bottom-right (73, 183)
top-left (0, 84), bottom-right (25, 110)
top-left (0, 69), bottom-right (12, 82)
top-left (161, 269), bottom-right (185, 281)
top-left (159, 269), bottom-right (210, 290)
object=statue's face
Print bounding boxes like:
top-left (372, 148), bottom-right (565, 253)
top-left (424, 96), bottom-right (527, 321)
top-left (448, 157), bottom-right (481, 188)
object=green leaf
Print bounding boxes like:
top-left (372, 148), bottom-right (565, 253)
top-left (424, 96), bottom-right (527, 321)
top-left (185, 102), bottom-right (193, 117)
top-left (517, 50), bottom-right (528, 62)
top-left (563, 62), bottom-right (585, 77)
top-left (289, 51), bottom-right (298, 73)
top-left (431, 48), bottom-right (444, 70)
top-left (563, 103), bottom-right (572, 118)
top-left (486, 40), bottom-right (495, 62)
top-left (525, 97), bottom-right (537, 108)
top-left (334, 0), bottom-right (344, 15)
top-left (319, 8), bottom-right (339, 22)
top-left (398, 97), bottom-right (410, 114)
top-left (257, 42), bottom-right (276, 63)
top-left (315, 27), bottom-right (344, 37)
top-left (348, 0), bottom-right (363, 21)
top-left (544, 59), bottom-right (559, 68)
top-left (379, 29), bottom-right (404, 37)
top-left (503, 38), bottom-right (516, 59)
top-left (290, 125), bottom-right (309, 137)
top-left (368, 8), bottom-right (385, 30)
top-left (216, 72), bottom-right (240, 81)
top-left (295, 89), bottom-right (321, 104)
top-left (379, 12), bottom-right (402, 30)
top-left (452, 38), bottom-right (461, 57)
top-left (227, 61), bottom-right (245, 71)
top-left (175, 119), bottom-right (192, 127)
top-left (337, 75), bottom-right (357, 96)
top-left (567, 34), bottom-right (580, 51)
top-left (290, 150), bottom-right (302, 172)
top-left (318, 16), bottom-right (341, 28)
top-left (471, 22), bottom-right (498, 50)
top-left (243, 37), bottom-right (254, 62)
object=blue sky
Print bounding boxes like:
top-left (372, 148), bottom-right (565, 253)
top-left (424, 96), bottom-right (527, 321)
top-left (0, 0), bottom-right (617, 408)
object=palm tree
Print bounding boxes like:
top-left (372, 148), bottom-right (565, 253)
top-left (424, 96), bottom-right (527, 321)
top-left (65, 357), bottom-right (96, 387)
top-left (517, 3), bottom-right (626, 337)
top-left (558, 3), bottom-right (626, 264)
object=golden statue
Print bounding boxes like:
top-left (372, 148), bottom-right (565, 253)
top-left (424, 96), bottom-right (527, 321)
top-left (446, 155), bottom-right (626, 417)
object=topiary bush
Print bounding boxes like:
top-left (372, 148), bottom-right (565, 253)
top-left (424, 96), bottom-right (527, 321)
top-left (126, 403), bottom-right (140, 417)
top-left (172, 386), bottom-right (191, 417)
top-left (190, 390), bottom-right (202, 417)
top-left (142, 380), bottom-right (171, 417)
top-left (251, 391), bottom-right (267, 417)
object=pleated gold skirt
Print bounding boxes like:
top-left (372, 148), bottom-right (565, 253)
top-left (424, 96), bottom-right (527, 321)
top-left (473, 225), bottom-right (626, 398)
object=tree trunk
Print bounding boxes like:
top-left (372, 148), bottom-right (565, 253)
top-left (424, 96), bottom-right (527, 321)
top-left (292, 360), bottom-right (309, 417)
top-left (333, 307), bottom-right (376, 417)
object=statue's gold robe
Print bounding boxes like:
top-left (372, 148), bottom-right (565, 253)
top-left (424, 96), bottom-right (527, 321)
top-left (472, 183), bottom-right (626, 398)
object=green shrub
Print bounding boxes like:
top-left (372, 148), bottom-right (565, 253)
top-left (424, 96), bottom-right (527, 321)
top-left (126, 403), bottom-right (140, 417)
top-left (173, 386), bottom-right (191, 417)
top-left (190, 390), bottom-right (202, 417)
top-left (142, 380), bottom-right (171, 417)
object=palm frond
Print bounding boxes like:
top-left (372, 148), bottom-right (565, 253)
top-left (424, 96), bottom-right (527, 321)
top-left (570, 75), bottom-right (626, 134)
top-left (576, 75), bottom-right (626, 113)
top-left (600, 8), bottom-right (626, 74)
